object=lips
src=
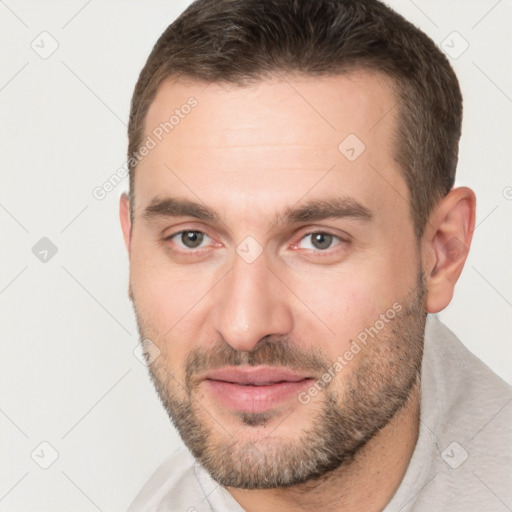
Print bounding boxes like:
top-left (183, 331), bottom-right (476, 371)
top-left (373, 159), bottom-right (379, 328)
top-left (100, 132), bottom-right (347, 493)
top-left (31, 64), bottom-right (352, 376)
top-left (201, 366), bottom-right (314, 413)
top-left (204, 366), bottom-right (310, 385)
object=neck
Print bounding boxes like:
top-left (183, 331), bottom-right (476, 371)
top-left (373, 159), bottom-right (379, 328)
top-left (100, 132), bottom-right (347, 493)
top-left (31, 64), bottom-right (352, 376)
top-left (227, 379), bottom-right (420, 512)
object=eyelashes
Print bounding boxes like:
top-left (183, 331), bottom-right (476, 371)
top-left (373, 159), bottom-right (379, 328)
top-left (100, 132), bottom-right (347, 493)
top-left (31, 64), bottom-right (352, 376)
top-left (165, 230), bottom-right (212, 250)
top-left (293, 232), bottom-right (344, 251)
top-left (164, 229), bottom-right (349, 257)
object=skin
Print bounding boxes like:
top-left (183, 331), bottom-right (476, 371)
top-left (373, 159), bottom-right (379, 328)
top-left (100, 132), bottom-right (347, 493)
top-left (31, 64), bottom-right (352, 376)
top-left (120, 71), bottom-right (476, 511)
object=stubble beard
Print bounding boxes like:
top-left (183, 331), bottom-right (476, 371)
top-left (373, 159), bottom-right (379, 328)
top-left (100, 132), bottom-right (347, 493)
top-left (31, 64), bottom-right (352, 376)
top-left (132, 271), bottom-right (427, 489)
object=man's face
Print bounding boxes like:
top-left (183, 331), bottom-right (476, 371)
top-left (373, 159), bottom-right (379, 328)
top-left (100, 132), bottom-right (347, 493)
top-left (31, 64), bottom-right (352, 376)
top-left (124, 71), bottom-right (426, 488)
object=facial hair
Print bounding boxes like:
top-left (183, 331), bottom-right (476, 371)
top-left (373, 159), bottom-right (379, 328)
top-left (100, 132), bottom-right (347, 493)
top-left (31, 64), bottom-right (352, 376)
top-left (132, 270), bottom-right (427, 489)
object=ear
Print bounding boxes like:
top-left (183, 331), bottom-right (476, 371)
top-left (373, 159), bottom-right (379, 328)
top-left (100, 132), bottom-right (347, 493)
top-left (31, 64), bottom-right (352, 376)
top-left (421, 187), bottom-right (476, 313)
top-left (119, 192), bottom-right (132, 254)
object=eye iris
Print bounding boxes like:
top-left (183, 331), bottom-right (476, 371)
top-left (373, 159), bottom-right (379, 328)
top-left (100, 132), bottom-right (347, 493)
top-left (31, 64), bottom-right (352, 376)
top-left (182, 231), bottom-right (203, 248)
top-left (311, 233), bottom-right (332, 250)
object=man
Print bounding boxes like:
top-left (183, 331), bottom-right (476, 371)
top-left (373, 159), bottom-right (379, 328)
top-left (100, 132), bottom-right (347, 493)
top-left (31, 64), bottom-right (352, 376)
top-left (120, 0), bottom-right (511, 510)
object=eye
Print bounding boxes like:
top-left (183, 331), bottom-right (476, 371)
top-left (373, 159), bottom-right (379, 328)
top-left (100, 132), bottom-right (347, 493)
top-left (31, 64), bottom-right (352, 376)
top-left (297, 232), bottom-right (343, 251)
top-left (166, 230), bottom-right (211, 250)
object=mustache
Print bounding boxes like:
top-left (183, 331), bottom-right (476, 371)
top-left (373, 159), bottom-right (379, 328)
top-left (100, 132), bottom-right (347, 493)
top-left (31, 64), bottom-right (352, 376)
top-left (185, 337), bottom-right (331, 388)
top-left (175, 273), bottom-right (428, 392)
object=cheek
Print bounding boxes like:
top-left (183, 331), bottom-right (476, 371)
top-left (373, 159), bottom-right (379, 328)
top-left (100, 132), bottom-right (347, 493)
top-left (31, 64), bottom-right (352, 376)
top-left (129, 244), bottom-right (188, 339)
top-left (129, 241), bottom-right (220, 369)
top-left (131, 269), bottom-right (206, 337)
top-left (287, 268), bottom-right (376, 355)
top-left (131, 272), bottom-right (198, 378)
top-left (286, 259), bottom-right (408, 355)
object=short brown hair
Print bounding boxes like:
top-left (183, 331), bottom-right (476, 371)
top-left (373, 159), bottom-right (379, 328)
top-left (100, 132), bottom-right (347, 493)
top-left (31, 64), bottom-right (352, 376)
top-left (128, 0), bottom-right (462, 238)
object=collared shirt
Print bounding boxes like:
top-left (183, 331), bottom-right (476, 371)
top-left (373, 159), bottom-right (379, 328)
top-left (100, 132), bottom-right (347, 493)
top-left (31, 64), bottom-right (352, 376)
top-left (128, 314), bottom-right (512, 511)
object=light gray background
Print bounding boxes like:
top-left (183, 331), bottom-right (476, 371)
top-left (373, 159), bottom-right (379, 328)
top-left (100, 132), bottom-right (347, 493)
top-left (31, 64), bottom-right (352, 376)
top-left (1, 1), bottom-right (511, 510)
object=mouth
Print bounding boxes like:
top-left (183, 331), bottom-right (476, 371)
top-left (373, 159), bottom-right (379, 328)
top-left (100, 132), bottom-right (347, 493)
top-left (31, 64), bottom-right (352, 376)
top-left (201, 366), bottom-right (314, 413)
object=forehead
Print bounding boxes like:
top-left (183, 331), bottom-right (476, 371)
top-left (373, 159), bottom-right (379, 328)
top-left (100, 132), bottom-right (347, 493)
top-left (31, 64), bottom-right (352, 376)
top-left (134, 71), bottom-right (409, 226)
top-left (144, 70), bottom-right (397, 148)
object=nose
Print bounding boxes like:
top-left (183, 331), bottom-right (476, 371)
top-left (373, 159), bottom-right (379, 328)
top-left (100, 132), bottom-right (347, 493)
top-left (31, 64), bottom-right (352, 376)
top-left (212, 252), bottom-right (294, 352)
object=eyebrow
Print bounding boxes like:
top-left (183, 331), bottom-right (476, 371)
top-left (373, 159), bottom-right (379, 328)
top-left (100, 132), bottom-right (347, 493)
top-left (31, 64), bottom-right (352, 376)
top-left (144, 196), bottom-right (219, 222)
top-left (279, 197), bottom-right (373, 224)
top-left (143, 196), bottom-right (373, 225)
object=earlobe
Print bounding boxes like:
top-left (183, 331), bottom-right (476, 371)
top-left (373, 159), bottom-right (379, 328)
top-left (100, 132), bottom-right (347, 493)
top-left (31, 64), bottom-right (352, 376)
top-left (119, 192), bottom-right (132, 253)
top-left (423, 187), bottom-right (476, 313)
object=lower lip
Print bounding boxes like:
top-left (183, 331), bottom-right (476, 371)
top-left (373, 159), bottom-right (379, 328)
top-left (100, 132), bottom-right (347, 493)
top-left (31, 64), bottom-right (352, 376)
top-left (203, 379), bottom-right (313, 413)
